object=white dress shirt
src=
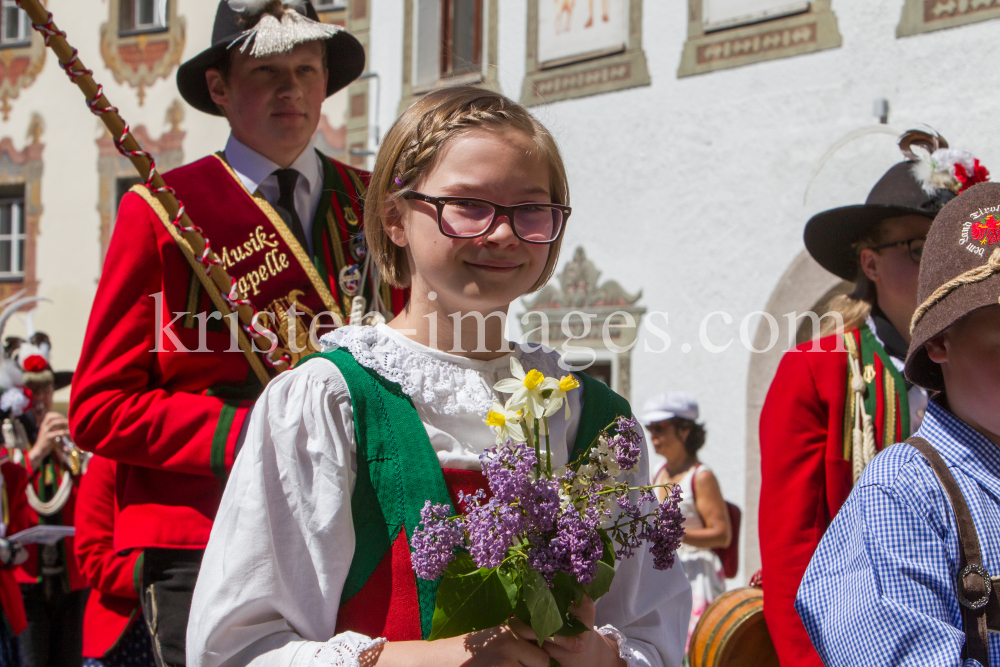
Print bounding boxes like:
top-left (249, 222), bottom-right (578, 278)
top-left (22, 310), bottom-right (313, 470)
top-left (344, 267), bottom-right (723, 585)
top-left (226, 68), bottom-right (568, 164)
top-left (186, 324), bottom-right (692, 667)
top-left (224, 135), bottom-right (324, 254)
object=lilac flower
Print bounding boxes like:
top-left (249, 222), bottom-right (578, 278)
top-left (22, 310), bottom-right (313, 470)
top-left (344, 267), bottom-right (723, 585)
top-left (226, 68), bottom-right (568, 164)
top-left (466, 497), bottom-right (525, 568)
top-left (529, 505), bottom-right (604, 585)
top-left (481, 441), bottom-right (536, 504)
top-left (608, 434), bottom-right (641, 472)
top-left (411, 501), bottom-right (465, 580)
top-left (647, 485), bottom-right (685, 571)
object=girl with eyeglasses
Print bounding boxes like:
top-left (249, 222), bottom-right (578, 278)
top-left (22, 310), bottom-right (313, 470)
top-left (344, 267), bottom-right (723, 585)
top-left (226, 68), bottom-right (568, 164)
top-left (188, 86), bottom-right (690, 667)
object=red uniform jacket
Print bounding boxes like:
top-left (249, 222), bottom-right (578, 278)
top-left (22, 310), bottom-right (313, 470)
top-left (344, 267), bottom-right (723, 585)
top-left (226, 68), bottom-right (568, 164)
top-left (1, 458), bottom-right (30, 634)
top-left (75, 456), bottom-right (141, 658)
top-left (759, 334), bottom-right (853, 667)
top-left (70, 153), bottom-right (388, 552)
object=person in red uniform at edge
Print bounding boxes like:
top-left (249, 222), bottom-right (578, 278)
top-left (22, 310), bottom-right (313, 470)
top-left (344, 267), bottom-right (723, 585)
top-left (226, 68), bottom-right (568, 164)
top-left (76, 455), bottom-right (155, 667)
top-left (758, 129), bottom-right (990, 666)
top-left (0, 451), bottom-right (31, 666)
top-left (69, 1), bottom-right (404, 664)
top-left (6, 335), bottom-right (89, 667)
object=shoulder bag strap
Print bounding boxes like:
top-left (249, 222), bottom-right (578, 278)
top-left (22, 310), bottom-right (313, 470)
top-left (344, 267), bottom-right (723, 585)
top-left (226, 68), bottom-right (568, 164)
top-left (907, 436), bottom-right (991, 663)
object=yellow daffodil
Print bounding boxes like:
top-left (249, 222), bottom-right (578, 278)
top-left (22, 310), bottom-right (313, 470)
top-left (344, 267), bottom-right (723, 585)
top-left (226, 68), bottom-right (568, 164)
top-left (540, 374), bottom-right (581, 419)
top-left (485, 399), bottom-right (527, 445)
top-left (493, 357), bottom-right (547, 419)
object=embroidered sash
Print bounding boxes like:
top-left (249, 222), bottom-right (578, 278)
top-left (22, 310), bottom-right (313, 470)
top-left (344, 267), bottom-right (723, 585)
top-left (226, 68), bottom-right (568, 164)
top-left (135, 154), bottom-right (347, 369)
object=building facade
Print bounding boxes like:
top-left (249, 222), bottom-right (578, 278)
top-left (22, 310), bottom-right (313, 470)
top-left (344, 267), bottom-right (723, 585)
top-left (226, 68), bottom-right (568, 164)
top-left (5, 0), bottom-right (1000, 585)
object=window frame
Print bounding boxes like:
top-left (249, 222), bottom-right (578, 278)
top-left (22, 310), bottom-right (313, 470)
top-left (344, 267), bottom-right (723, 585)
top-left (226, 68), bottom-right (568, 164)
top-left (400, 0), bottom-right (499, 113)
top-left (897, 0), bottom-right (1000, 37)
top-left (702, 0), bottom-right (810, 33)
top-left (439, 0), bottom-right (483, 81)
top-left (678, 0), bottom-right (841, 77)
top-left (520, 0), bottom-right (650, 107)
top-left (0, 0), bottom-right (31, 49)
top-left (118, 0), bottom-right (169, 38)
top-left (0, 192), bottom-right (26, 280)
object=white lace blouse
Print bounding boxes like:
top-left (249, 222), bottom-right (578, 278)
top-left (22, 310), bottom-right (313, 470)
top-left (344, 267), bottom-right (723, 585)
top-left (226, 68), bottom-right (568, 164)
top-left (186, 325), bottom-right (691, 667)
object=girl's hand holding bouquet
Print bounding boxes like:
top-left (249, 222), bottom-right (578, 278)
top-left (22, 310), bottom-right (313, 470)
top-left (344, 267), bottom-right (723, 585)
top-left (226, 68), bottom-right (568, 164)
top-left (411, 358), bottom-right (686, 665)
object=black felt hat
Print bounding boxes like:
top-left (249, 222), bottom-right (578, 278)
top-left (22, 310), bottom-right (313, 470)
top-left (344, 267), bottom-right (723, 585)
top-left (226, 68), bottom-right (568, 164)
top-left (176, 0), bottom-right (365, 117)
top-left (803, 161), bottom-right (954, 282)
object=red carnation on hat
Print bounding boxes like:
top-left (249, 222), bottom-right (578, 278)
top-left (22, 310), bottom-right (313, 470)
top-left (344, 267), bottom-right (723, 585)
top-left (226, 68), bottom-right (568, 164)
top-left (955, 159), bottom-right (991, 193)
top-left (22, 355), bottom-right (48, 372)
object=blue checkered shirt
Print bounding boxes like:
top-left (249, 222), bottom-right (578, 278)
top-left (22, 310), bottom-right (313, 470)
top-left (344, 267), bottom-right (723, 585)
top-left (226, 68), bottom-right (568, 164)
top-left (796, 399), bottom-right (1000, 666)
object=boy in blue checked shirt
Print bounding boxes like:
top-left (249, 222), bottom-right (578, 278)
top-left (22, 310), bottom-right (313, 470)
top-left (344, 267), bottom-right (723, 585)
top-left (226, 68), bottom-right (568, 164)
top-left (796, 180), bottom-right (1000, 666)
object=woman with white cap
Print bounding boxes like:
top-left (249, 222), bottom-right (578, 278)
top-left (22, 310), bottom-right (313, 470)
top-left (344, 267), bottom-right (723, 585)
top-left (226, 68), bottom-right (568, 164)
top-left (644, 392), bottom-right (731, 651)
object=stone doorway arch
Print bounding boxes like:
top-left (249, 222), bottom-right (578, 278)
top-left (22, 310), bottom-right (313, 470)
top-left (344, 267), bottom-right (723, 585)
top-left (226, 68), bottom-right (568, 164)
top-left (741, 249), bottom-right (846, 582)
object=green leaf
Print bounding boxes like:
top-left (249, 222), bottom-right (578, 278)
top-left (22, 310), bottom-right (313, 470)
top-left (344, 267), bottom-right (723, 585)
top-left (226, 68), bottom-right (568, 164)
top-left (599, 529), bottom-right (616, 567)
top-left (551, 572), bottom-right (584, 611)
top-left (524, 570), bottom-right (563, 646)
top-left (557, 614), bottom-right (589, 637)
top-left (582, 560), bottom-right (616, 601)
top-left (497, 568), bottom-right (520, 609)
top-left (429, 553), bottom-right (514, 640)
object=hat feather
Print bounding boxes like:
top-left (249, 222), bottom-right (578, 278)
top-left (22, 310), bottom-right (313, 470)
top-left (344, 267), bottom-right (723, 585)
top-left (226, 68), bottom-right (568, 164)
top-left (232, 5), bottom-right (342, 57)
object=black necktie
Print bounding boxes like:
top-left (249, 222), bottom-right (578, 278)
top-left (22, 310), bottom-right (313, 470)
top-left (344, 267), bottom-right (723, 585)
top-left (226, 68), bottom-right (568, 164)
top-left (273, 168), bottom-right (309, 251)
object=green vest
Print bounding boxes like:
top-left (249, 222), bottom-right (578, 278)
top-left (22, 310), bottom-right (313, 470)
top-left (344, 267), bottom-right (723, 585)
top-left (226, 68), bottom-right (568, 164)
top-left (308, 347), bottom-right (632, 638)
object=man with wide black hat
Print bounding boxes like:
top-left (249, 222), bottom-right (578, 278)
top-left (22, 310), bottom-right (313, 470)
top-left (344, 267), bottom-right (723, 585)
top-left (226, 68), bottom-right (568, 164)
top-left (756, 130), bottom-right (989, 667)
top-left (70, 2), bottom-right (404, 664)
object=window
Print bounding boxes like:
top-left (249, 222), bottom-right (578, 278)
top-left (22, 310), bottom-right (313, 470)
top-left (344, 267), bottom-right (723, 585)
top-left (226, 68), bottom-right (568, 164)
top-left (314, 0), bottom-right (348, 8)
top-left (0, 190), bottom-right (25, 279)
top-left (413, 0), bottom-right (483, 89)
top-left (703, 0), bottom-right (809, 31)
top-left (116, 177), bottom-right (142, 218)
top-left (678, 0), bottom-right (840, 77)
top-left (119, 0), bottom-right (168, 35)
top-left (0, 0), bottom-right (30, 47)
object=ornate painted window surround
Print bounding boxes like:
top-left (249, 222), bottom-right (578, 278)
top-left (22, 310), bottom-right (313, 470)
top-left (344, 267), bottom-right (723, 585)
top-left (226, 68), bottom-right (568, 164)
top-left (0, 113), bottom-right (43, 300)
top-left (100, 0), bottom-right (186, 105)
top-left (897, 0), bottom-right (1000, 37)
top-left (96, 103), bottom-right (184, 263)
top-left (678, 0), bottom-right (841, 78)
top-left (398, 0), bottom-right (500, 116)
top-left (520, 0), bottom-right (649, 107)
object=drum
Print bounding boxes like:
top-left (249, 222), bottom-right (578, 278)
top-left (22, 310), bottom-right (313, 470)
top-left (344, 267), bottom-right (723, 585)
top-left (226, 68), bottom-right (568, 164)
top-left (688, 587), bottom-right (779, 667)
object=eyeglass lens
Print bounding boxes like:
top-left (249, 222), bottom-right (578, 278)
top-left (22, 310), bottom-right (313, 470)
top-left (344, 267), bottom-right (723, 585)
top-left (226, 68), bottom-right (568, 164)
top-left (439, 200), bottom-right (564, 242)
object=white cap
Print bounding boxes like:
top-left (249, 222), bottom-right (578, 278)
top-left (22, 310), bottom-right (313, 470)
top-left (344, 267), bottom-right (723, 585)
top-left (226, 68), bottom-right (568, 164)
top-left (640, 392), bottom-right (699, 425)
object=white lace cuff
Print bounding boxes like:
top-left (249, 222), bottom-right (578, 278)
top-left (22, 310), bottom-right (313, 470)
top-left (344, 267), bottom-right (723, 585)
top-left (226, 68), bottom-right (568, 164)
top-left (596, 625), bottom-right (639, 666)
top-left (310, 632), bottom-right (386, 667)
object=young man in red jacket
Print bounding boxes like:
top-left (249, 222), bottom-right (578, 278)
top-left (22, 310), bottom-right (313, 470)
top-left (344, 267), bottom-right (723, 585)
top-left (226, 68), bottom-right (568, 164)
top-left (758, 131), bottom-right (989, 666)
top-left (70, 2), bottom-right (402, 664)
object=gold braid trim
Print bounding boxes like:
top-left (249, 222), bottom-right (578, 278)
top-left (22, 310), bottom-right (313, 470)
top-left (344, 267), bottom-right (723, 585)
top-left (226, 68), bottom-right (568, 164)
top-left (910, 247), bottom-right (1000, 335)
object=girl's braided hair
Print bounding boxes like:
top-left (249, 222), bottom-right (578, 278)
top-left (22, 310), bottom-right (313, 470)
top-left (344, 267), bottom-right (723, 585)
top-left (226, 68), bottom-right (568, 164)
top-left (365, 86), bottom-right (569, 289)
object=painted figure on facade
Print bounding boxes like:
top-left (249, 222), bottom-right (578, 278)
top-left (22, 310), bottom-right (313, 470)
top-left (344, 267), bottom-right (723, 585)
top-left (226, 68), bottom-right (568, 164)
top-left (70, 1), bottom-right (404, 664)
top-left (758, 129), bottom-right (989, 667)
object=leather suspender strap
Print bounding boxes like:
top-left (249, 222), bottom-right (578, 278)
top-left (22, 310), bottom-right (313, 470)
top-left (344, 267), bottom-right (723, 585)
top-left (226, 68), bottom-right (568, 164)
top-left (907, 436), bottom-right (992, 663)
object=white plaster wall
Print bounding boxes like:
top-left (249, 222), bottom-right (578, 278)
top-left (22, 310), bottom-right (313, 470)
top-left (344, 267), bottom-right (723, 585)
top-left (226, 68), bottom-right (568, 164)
top-left (367, 0), bottom-right (1000, 584)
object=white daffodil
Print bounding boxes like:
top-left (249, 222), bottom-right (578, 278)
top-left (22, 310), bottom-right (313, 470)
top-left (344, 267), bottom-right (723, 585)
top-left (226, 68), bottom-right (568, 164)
top-left (493, 357), bottom-right (547, 419)
top-left (485, 399), bottom-right (527, 445)
top-left (540, 374), bottom-right (581, 419)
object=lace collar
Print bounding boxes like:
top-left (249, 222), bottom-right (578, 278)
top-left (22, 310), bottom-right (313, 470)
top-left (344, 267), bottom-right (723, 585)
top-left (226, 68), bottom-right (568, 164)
top-left (319, 324), bottom-right (564, 416)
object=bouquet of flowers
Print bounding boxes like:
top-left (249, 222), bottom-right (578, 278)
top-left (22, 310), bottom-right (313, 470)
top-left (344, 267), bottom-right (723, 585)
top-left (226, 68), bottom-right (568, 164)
top-left (411, 358), bottom-right (685, 644)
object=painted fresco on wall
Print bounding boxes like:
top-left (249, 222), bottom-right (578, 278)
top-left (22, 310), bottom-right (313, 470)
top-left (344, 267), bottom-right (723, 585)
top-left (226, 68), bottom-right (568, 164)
top-left (538, 0), bottom-right (628, 66)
